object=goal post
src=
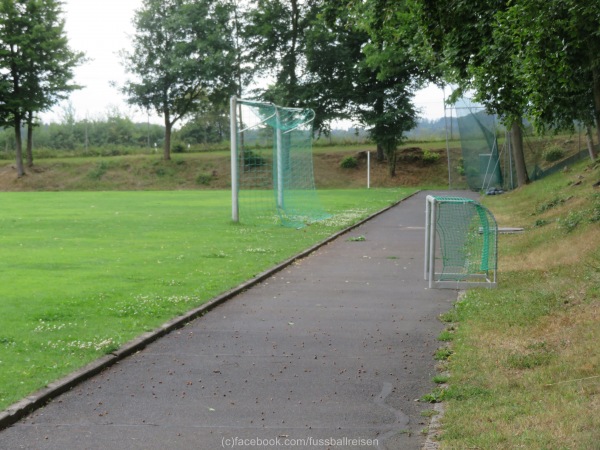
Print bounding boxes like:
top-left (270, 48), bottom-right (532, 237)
top-left (230, 96), bottom-right (239, 223)
top-left (425, 195), bottom-right (498, 289)
top-left (230, 96), bottom-right (329, 227)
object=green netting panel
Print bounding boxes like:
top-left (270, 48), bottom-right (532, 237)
top-left (233, 99), bottom-right (329, 227)
top-left (433, 196), bottom-right (497, 283)
top-left (455, 99), bottom-right (503, 191)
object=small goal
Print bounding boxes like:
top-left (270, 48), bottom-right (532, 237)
top-left (424, 195), bottom-right (498, 289)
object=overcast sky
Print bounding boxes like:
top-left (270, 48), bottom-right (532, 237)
top-left (41, 0), bottom-right (446, 125)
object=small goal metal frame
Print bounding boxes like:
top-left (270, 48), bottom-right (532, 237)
top-left (424, 195), bottom-right (498, 289)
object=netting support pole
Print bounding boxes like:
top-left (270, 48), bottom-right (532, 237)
top-left (275, 107), bottom-right (284, 209)
top-left (230, 96), bottom-right (239, 223)
top-left (443, 85), bottom-right (452, 189)
top-left (367, 151), bottom-right (371, 189)
top-left (424, 196), bottom-right (430, 280)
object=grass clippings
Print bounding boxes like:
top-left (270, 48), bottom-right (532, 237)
top-left (437, 161), bottom-right (600, 450)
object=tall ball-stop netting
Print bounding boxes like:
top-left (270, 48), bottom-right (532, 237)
top-left (449, 97), bottom-right (591, 192)
top-left (230, 97), bottom-right (329, 227)
top-left (454, 99), bottom-right (505, 191)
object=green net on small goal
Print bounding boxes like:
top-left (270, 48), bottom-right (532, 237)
top-left (425, 195), bottom-right (498, 288)
top-left (230, 97), bottom-right (329, 227)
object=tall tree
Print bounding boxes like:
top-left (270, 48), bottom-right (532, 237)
top-left (345, 0), bottom-right (429, 174)
top-left (0, 0), bottom-right (82, 176)
top-left (122, 0), bottom-right (236, 160)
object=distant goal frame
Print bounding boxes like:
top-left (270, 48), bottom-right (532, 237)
top-left (424, 195), bottom-right (498, 289)
top-left (230, 96), bottom-right (327, 227)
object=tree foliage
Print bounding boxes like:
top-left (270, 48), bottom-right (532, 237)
top-left (178, 101), bottom-right (229, 145)
top-left (242, 0), bottom-right (319, 107)
top-left (414, 0), bottom-right (530, 185)
top-left (500, 1), bottom-right (600, 149)
top-left (243, 0), bottom-right (429, 175)
top-left (122, 0), bottom-right (236, 160)
top-left (415, 0), bottom-right (600, 177)
top-left (300, 0), bottom-right (370, 132)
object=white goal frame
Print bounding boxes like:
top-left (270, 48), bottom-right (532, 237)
top-left (230, 96), bottom-right (316, 224)
top-left (424, 195), bottom-right (498, 289)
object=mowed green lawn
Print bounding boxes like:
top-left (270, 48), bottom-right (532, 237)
top-left (0, 188), bottom-right (415, 410)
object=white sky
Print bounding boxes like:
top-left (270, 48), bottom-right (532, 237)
top-left (41, 0), bottom-right (446, 125)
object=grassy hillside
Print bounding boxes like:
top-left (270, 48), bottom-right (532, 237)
top-left (0, 142), bottom-right (463, 191)
top-left (431, 160), bottom-right (600, 449)
top-left (0, 131), bottom-right (587, 192)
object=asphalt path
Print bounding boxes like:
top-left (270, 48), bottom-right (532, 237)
top-left (0, 191), bottom-right (471, 450)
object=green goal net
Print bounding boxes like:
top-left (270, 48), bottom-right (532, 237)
top-left (425, 195), bottom-right (498, 288)
top-left (230, 97), bottom-right (329, 227)
top-left (455, 99), bottom-right (504, 191)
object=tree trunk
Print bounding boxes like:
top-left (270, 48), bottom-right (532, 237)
top-left (386, 144), bottom-right (397, 177)
top-left (585, 126), bottom-right (597, 162)
top-left (13, 115), bottom-right (25, 177)
top-left (26, 111), bottom-right (34, 168)
top-left (379, 136), bottom-right (398, 178)
top-left (376, 143), bottom-right (384, 162)
top-left (375, 95), bottom-right (385, 162)
top-left (163, 112), bottom-right (171, 161)
top-left (511, 119), bottom-right (529, 187)
top-left (592, 68), bottom-right (600, 148)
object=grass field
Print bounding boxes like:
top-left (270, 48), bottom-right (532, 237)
top-left (431, 160), bottom-right (600, 449)
top-left (0, 187), bottom-right (416, 411)
top-left (1, 138), bottom-right (598, 447)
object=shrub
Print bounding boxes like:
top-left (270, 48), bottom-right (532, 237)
top-left (340, 156), bottom-right (358, 169)
top-left (173, 142), bottom-right (186, 153)
top-left (422, 150), bottom-right (440, 165)
top-left (196, 173), bottom-right (213, 185)
top-left (243, 150), bottom-right (266, 169)
top-left (456, 157), bottom-right (465, 176)
top-left (153, 161), bottom-right (176, 177)
top-left (87, 161), bottom-right (109, 180)
top-left (543, 146), bottom-right (565, 162)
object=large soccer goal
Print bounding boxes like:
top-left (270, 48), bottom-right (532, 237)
top-left (424, 195), bottom-right (498, 289)
top-left (230, 96), bottom-right (329, 227)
